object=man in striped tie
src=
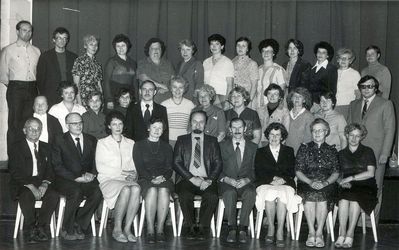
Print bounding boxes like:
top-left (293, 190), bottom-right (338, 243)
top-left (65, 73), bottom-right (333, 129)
top-left (174, 110), bottom-right (222, 240)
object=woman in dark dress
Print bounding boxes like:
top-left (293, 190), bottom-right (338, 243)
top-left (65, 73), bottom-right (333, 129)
top-left (335, 123), bottom-right (377, 248)
top-left (296, 118), bottom-right (340, 248)
top-left (254, 123), bottom-right (297, 247)
top-left (133, 118), bottom-right (174, 243)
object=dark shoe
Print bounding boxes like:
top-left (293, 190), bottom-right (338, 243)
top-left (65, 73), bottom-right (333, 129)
top-left (265, 235), bottom-right (274, 244)
top-left (156, 233), bottom-right (166, 242)
top-left (27, 229), bottom-right (38, 244)
top-left (197, 227), bottom-right (206, 240)
top-left (36, 227), bottom-right (49, 242)
top-left (74, 224), bottom-right (85, 240)
top-left (61, 230), bottom-right (78, 241)
top-left (186, 227), bottom-right (197, 240)
top-left (238, 230), bottom-right (247, 243)
top-left (146, 233), bottom-right (156, 244)
top-left (276, 239), bottom-right (285, 248)
top-left (226, 230), bottom-right (237, 243)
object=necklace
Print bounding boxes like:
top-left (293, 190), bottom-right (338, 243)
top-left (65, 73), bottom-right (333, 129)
top-left (147, 139), bottom-right (160, 155)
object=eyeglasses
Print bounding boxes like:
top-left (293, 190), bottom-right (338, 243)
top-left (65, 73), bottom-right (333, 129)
top-left (67, 121), bottom-right (83, 126)
top-left (312, 129), bottom-right (326, 134)
top-left (26, 127), bottom-right (41, 133)
top-left (359, 85), bottom-right (375, 90)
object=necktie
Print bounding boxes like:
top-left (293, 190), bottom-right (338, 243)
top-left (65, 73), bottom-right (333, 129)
top-left (235, 142), bottom-right (242, 168)
top-left (144, 104), bottom-right (151, 126)
top-left (75, 137), bottom-right (83, 157)
top-left (33, 142), bottom-right (39, 160)
top-left (362, 99), bottom-right (368, 119)
top-left (194, 137), bottom-right (201, 168)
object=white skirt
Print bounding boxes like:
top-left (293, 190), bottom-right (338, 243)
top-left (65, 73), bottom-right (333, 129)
top-left (256, 184), bottom-right (302, 213)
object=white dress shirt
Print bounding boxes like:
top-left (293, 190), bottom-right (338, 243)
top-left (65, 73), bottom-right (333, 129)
top-left (33, 113), bottom-right (49, 143)
top-left (26, 139), bottom-right (39, 176)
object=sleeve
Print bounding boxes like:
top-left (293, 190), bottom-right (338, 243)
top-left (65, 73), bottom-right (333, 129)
top-left (249, 61), bottom-right (260, 82)
top-left (225, 60), bottom-right (234, 77)
top-left (173, 137), bottom-right (193, 180)
top-left (279, 147), bottom-right (296, 182)
top-left (380, 67), bottom-right (392, 99)
top-left (274, 67), bottom-right (287, 86)
top-left (329, 146), bottom-right (340, 173)
top-left (36, 54), bottom-right (46, 94)
top-left (71, 57), bottom-right (81, 76)
top-left (364, 146), bottom-right (377, 167)
top-left (254, 148), bottom-right (273, 186)
top-left (381, 101), bottom-right (396, 158)
top-left (303, 114), bottom-right (314, 143)
top-left (328, 66), bottom-right (338, 95)
top-left (102, 59), bottom-right (114, 102)
top-left (252, 110), bottom-right (262, 130)
top-left (8, 146), bottom-right (35, 186)
top-left (337, 115), bottom-right (347, 137)
top-left (295, 144), bottom-right (308, 172)
top-left (133, 142), bottom-right (152, 180)
top-left (124, 105), bottom-right (135, 139)
top-left (0, 47), bottom-right (9, 85)
top-left (193, 61), bottom-right (204, 91)
top-left (95, 140), bottom-right (119, 179)
top-left (161, 107), bottom-right (169, 143)
top-left (51, 138), bottom-right (76, 180)
top-left (208, 139), bottom-right (223, 180)
top-left (217, 109), bottom-right (227, 134)
top-left (161, 143), bottom-right (174, 180)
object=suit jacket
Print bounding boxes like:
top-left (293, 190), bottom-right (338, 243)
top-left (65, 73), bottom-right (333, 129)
top-left (307, 62), bottom-right (338, 104)
top-left (173, 133), bottom-right (222, 182)
top-left (52, 132), bottom-right (97, 181)
top-left (36, 48), bottom-right (78, 106)
top-left (282, 57), bottom-right (311, 92)
top-left (219, 139), bottom-right (257, 182)
top-left (176, 57), bottom-right (204, 101)
top-left (124, 102), bottom-right (169, 142)
top-left (254, 144), bottom-right (296, 189)
top-left (46, 113), bottom-right (63, 144)
top-left (348, 95), bottom-right (395, 160)
top-left (9, 140), bottom-right (54, 198)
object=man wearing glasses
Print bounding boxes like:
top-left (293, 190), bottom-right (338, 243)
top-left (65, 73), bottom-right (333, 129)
top-left (36, 27), bottom-right (77, 107)
top-left (348, 75), bottom-right (395, 225)
top-left (52, 112), bottom-right (102, 240)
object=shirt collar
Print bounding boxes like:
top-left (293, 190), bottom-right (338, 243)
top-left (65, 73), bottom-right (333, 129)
top-left (141, 101), bottom-right (153, 109)
top-left (26, 139), bottom-right (39, 149)
top-left (363, 94), bottom-right (376, 103)
top-left (191, 132), bottom-right (204, 140)
top-left (232, 138), bottom-right (245, 146)
top-left (313, 59), bottom-right (328, 69)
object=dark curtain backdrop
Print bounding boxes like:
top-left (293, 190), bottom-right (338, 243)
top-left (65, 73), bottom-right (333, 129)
top-left (33, 0), bottom-right (397, 146)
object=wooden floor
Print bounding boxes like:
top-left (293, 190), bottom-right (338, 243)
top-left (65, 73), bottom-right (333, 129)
top-left (1, 220), bottom-right (399, 250)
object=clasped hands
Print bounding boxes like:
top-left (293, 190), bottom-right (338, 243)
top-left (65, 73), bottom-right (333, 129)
top-left (25, 183), bottom-right (48, 201)
top-left (75, 172), bottom-right (96, 183)
top-left (223, 177), bottom-right (250, 189)
top-left (122, 170), bottom-right (138, 183)
top-left (190, 176), bottom-right (212, 190)
top-left (309, 180), bottom-right (329, 190)
top-left (270, 176), bottom-right (286, 186)
top-left (338, 177), bottom-right (352, 189)
top-left (151, 175), bottom-right (166, 185)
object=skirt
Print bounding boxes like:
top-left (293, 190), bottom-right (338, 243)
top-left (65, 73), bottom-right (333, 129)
top-left (255, 184), bottom-right (301, 213)
top-left (99, 179), bottom-right (140, 209)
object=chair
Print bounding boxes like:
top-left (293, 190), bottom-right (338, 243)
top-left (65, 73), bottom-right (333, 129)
top-left (55, 196), bottom-right (96, 237)
top-left (13, 201), bottom-right (56, 238)
top-left (137, 197), bottom-right (177, 237)
top-left (332, 205), bottom-right (378, 242)
top-left (98, 200), bottom-right (139, 237)
top-left (255, 200), bottom-right (295, 240)
top-left (215, 199), bottom-right (254, 238)
top-left (177, 195), bottom-right (216, 237)
top-left (295, 203), bottom-right (335, 242)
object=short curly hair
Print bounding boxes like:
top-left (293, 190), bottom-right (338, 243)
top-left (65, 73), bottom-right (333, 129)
top-left (285, 38), bottom-right (304, 57)
top-left (310, 118), bottom-right (330, 137)
top-left (286, 87), bottom-right (313, 110)
top-left (264, 122), bottom-right (288, 141)
top-left (264, 83), bottom-right (285, 100)
top-left (194, 84), bottom-right (217, 104)
top-left (319, 91), bottom-right (337, 109)
top-left (112, 34), bottom-right (132, 52)
top-left (314, 41), bottom-right (334, 61)
top-left (228, 86), bottom-right (251, 106)
top-left (208, 34), bottom-right (226, 54)
top-left (235, 37), bottom-right (252, 55)
top-left (58, 81), bottom-right (78, 97)
top-left (144, 38), bottom-right (166, 57)
top-left (258, 38), bottom-right (279, 60)
top-left (178, 39), bottom-right (197, 55)
top-left (336, 48), bottom-right (356, 65)
top-left (344, 123), bottom-right (368, 141)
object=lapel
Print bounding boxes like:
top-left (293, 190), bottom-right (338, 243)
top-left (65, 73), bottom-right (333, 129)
top-left (227, 140), bottom-right (239, 170)
top-left (50, 49), bottom-right (62, 78)
top-left (22, 141), bottom-right (34, 176)
top-left (363, 96), bottom-right (379, 119)
top-left (265, 145), bottom-right (278, 164)
top-left (185, 134), bottom-right (193, 164)
top-left (291, 59), bottom-right (302, 81)
top-left (134, 103), bottom-right (145, 123)
top-left (178, 57), bottom-right (195, 76)
top-left (82, 134), bottom-right (90, 159)
top-left (66, 133), bottom-right (82, 159)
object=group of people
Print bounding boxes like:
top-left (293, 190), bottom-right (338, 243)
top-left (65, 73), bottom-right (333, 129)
top-left (1, 20), bottom-right (396, 248)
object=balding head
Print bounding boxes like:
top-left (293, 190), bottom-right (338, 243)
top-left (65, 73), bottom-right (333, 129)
top-left (33, 96), bottom-right (48, 115)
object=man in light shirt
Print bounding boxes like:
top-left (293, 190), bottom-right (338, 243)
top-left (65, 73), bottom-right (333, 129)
top-left (0, 20), bottom-right (41, 150)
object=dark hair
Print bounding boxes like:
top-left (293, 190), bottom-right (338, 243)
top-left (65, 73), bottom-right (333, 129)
top-left (365, 45), bottom-right (381, 56)
top-left (286, 87), bottom-right (313, 110)
top-left (144, 38), bottom-right (166, 57)
top-left (115, 88), bottom-right (134, 104)
top-left (357, 75), bottom-right (380, 91)
top-left (86, 91), bottom-right (102, 107)
top-left (229, 117), bottom-right (246, 128)
top-left (140, 80), bottom-right (157, 91)
top-left (285, 39), bottom-right (304, 57)
top-left (112, 34), bottom-right (132, 52)
top-left (208, 34), bottom-right (226, 54)
top-left (264, 83), bottom-right (285, 100)
top-left (16, 20), bottom-right (32, 31)
top-left (52, 27), bottom-right (70, 41)
top-left (228, 86), bottom-right (251, 106)
top-left (344, 123), bottom-right (368, 141)
top-left (58, 81), bottom-right (78, 97)
top-left (258, 38), bottom-right (279, 60)
top-left (189, 110), bottom-right (208, 124)
top-left (310, 118), bottom-right (330, 137)
top-left (264, 122), bottom-right (288, 141)
top-left (178, 39), bottom-right (198, 55)
top-left (105, 110), bottom-right (125, 134)
top-left (147, 117), bottom-right (166, 131)
top-left (319, 91), bottom-right (337, 109)
top-left (235, 37), bottom-right (252, 55)
top-left (314, 41), bottom-right (334, 61)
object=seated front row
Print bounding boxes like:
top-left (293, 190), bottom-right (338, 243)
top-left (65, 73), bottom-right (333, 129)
top-left (10, 111), bottom-right (377, 247)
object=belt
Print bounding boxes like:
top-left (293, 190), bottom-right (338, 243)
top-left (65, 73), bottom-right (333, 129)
top-left (9, 80), bottom-right (36, 86)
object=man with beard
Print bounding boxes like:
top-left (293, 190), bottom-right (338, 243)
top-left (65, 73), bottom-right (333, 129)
top-left (173, 110), bottom-right (222, 240)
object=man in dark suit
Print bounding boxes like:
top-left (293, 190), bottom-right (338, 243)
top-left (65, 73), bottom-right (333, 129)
top-left (348, 75), bottom-right (395, 224)
top-left (9, 118), bottom-right (58, 243)
top-left (36, 27), bottom-right (77, 107)
top-left (33, 96), bottom-right (63, 144)
top-left (125, 80), bottom-right (169, 142)
top-left (52, 113), bottom-right (102, 240)
top-left (219, 118), bottom-right (257, 243)
top-left (174, 110), bottom-right (222, 240)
